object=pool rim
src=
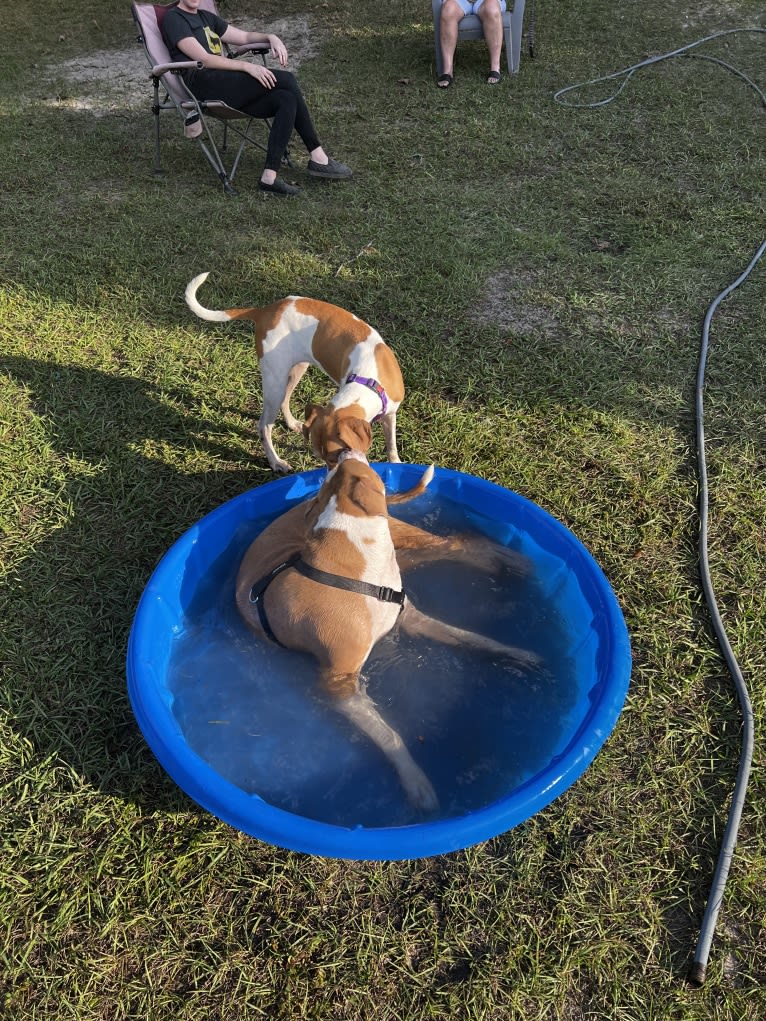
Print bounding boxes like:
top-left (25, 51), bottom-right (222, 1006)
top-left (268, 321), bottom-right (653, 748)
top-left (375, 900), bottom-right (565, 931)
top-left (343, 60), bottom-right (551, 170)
top-left (127, 464), bottom-right (632, 861)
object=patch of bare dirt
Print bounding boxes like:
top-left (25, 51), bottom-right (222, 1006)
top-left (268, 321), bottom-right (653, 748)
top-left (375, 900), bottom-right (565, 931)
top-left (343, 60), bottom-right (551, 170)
top-left (468, 268), bottom-right (561, 339)
top-left (43, 13), bottom-right (321, 116)
top-left (679, 3), bottom-right (750, 29)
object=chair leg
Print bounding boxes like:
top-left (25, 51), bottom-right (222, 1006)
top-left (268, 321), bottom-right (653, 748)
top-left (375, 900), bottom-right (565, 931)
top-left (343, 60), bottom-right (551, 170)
top-left (195, 122), bottom-right (239, 197)
top-left (229, 121), bottom-right (253, 183)
top-left (510, 0), bottom-right (525, 73)
top-left (504, 22), bottom-right (513, 75)
top-left (198, 146), bottom-right (238, 196)
top-left (151, 79), bottom-right (165, 177)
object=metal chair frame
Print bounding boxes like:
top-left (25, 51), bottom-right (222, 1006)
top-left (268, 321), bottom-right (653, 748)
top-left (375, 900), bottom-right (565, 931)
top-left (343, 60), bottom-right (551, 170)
top-left (132, 0), bottom-right (290, 196)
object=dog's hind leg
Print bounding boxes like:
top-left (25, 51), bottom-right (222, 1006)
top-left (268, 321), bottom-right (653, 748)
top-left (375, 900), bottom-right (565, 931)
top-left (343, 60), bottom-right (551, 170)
top-left (323, 670), bottom-right (438, 814)
top-left (390, 520), bottom-right (530, 577)
top-left (281, 362), bottom-right (310, 431)
top-left (259, 361), bottom-right (304, 473)
top-left (398, 602), bottom-right (541, 670)
top-left (258, 416), bottom-right (292, 474)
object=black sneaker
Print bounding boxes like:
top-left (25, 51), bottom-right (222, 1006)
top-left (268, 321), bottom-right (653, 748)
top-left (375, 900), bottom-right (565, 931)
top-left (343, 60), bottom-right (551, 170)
top-left (259, 178), bottom-right (301, 196)
top-left (307, 157), bottom-right (353, 180)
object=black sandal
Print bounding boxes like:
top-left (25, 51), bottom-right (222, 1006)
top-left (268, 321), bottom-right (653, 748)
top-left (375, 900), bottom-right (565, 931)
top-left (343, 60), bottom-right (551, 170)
top-left (486, 70), bottom-right (502, 85)
top-left (437, 73), bottom-right (453, 88)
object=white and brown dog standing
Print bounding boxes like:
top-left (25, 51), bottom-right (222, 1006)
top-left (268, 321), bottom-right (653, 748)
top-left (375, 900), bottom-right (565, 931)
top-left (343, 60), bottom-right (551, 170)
top-left (185, 272), bottom-right (404, 473)
top-left (235, 420), bottom-right (538, 813)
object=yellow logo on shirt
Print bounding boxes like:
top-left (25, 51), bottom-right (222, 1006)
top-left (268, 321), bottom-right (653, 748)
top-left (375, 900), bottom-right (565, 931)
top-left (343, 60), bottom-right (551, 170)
top-left (204, 27), bottom-right (222, 55)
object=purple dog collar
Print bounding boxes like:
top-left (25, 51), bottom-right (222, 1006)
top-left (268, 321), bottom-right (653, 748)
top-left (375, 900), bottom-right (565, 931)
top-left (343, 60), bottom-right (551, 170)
top-left (345, 373), bottom-right (388, 420)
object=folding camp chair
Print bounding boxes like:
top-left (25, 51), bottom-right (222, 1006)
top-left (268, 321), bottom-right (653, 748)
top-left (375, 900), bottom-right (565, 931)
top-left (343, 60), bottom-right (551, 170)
top-left (131, 0), bottom-right (289, 196)
top-left (431, 0), bottom-right (527, 77)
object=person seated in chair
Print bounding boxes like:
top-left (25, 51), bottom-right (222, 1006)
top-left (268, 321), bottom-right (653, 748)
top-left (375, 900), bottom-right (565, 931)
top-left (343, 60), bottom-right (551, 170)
top-left (436, 0), bottom-right (506, 88)
top-left (162, 0), bottom-right (352, 196)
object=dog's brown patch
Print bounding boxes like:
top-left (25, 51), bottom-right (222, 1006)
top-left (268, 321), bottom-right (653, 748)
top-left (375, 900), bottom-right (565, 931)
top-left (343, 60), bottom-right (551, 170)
top-left (320, 670), bottom-right (361, 700)
top-left (333, 414), bottom-right (373, 456)
top-left (373, 343), bottom-right (405, 401)
top-left (307, 523), bottom-right (369, 576)
top-left (227, 300), bottom-right (291, 359)
top-left (304, 406), bottom-right (372, 466)
top-left (263, 569), bottom-right (374, 669)
top-left (311, 458), bottom-right (386, 523)
top-left (334, 467), bottom-right (387, 520)
top-left (295, 298), bottom-right (373, 381)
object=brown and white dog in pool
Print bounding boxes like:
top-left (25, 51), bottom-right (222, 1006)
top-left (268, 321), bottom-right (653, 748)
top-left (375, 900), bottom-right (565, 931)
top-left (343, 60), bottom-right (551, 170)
top-left (185, 272), bottom-right (404, 474)
top-left (235, 419), bottom-right (538, 813)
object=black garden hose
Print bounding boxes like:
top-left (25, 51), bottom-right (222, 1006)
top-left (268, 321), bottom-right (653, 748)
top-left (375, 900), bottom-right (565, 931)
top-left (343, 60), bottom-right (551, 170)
top-left (554, 28), bottom-right (764, 984)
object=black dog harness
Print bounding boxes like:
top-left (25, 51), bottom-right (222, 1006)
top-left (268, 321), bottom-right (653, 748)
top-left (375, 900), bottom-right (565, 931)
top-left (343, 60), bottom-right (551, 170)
top-left (248, 552), bottom-right (405, 648)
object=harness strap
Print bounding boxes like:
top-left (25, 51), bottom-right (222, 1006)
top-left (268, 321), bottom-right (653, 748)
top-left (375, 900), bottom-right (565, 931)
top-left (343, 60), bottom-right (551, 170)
top-left (292, 558), bottom-right (405, 608)
top-left (345, 373), bottom-right (389, 420)
top-left (248, 552), bottom-right (301, 647)
top-left (248, 552), bottom-right (404, 647)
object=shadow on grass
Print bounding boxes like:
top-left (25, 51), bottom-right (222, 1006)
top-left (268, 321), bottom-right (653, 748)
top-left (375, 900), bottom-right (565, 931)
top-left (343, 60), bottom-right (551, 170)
top-left (1, 355), bottom-right (272, 814)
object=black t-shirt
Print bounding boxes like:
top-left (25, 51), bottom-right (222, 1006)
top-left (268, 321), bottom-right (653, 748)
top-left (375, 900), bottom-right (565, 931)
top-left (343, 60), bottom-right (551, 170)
top-left (162, 7), bottom-right (229, 63)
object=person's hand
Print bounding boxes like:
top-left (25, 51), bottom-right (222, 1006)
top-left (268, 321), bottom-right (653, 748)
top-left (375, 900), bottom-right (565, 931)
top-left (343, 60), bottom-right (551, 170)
top-left (247, 62), bottom-right (277, 88)
top-left (268, 34), bottom-right (288, 66)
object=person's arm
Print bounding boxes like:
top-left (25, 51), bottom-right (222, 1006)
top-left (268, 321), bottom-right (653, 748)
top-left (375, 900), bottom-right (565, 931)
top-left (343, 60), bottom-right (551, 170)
top-left (174, 32), bottom-right (278, 87)
top-left (220, 26), bottom-right (288, 66)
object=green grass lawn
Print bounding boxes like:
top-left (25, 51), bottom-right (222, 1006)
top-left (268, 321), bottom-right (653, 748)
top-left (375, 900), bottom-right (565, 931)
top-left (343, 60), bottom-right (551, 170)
top-left (1, 1), bottom-right (764, 1017)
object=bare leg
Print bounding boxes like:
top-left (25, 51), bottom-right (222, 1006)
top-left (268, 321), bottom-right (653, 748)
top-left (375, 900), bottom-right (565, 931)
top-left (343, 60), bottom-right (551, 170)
top-left (438, 0), bottom-right (464, 80)
top-left (477, 0), bottom-right (504, 76)
top-left (281, 362), bottom-right (310, 431)
top-left (399, 601), bottom-right (542, 669)
top-left (324, 671), bottom-right (439, 813)
top-left (308, 145), bottom-right (331, 167)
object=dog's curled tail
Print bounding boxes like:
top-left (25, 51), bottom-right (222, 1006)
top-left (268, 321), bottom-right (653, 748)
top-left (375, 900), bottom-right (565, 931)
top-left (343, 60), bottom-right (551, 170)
top-left (185, 271), bottom-right (231, 323)
top-left (387, 464), bottom-right (435, 505)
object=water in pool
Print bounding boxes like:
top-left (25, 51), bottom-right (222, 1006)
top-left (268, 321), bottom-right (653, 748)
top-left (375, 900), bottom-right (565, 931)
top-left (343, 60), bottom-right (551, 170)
top-left (167, 491), bottom-right (582, 828)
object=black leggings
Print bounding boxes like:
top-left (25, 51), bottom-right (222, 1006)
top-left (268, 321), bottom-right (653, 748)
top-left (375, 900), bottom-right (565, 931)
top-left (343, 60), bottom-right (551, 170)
top-left (187, 68), bottom-right (321, 172)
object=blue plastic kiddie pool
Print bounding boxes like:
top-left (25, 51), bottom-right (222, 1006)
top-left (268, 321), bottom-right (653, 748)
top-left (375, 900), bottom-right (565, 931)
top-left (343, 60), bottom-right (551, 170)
top-left (127, 465), bottom-right (631, 860)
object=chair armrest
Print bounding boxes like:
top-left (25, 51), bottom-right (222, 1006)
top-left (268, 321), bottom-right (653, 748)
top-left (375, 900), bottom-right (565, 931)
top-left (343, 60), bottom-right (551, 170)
top-left (150, 59), bottom-right (203, 77)
top-left (227, 42), bottom-right (270, 57)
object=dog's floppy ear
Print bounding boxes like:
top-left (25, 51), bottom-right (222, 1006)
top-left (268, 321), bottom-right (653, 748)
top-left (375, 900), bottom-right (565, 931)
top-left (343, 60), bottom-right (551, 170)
top-left (336, 417), bottom-right (372, 453)
top-left (302, 402), bottom-right (324, 440)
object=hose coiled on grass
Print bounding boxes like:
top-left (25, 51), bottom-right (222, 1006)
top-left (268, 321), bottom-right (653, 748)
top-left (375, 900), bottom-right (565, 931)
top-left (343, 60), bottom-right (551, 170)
top-left (687, 239), bottom-right (762, 986)
top-left (553, 27), bottom-right (764, 985)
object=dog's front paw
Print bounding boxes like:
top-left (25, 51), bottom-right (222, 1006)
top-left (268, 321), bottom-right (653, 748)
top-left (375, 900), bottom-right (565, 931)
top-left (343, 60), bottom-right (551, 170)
top-left (403, 766), bottom-right (439, 815)
top-left (270, 457), bottom-right (293, 474)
